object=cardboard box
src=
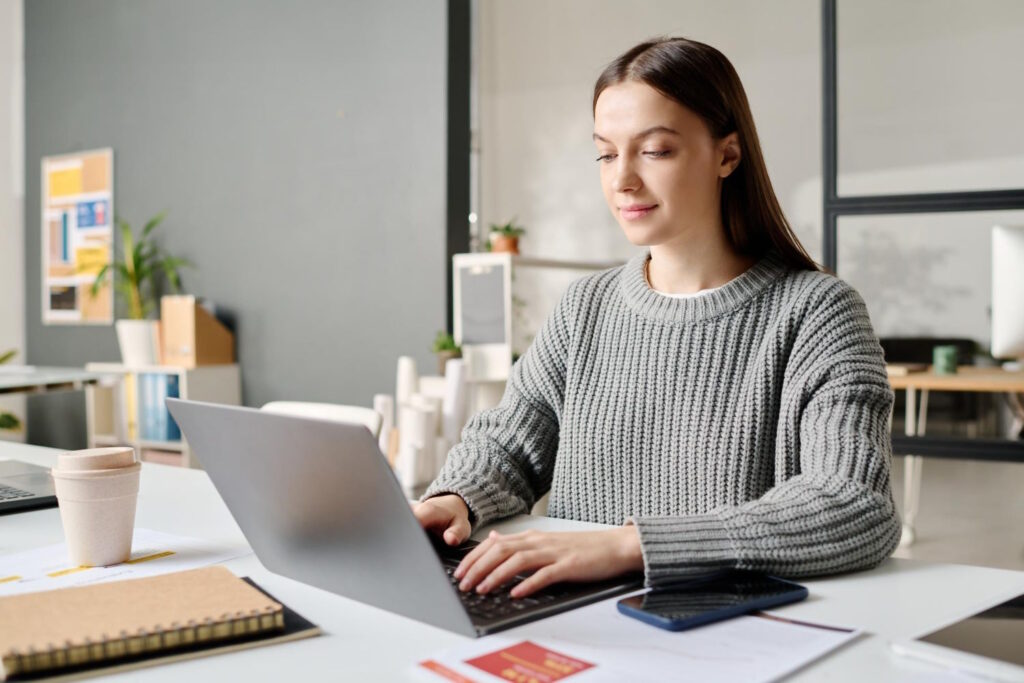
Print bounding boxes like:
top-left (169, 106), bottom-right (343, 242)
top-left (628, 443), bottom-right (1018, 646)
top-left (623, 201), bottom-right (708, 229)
top-left (160, 295), bottom-right (235, 368)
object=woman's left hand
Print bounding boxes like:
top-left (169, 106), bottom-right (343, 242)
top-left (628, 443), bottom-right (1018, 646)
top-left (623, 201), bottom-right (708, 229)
top-left (453, 526), bottom-right (644, 598)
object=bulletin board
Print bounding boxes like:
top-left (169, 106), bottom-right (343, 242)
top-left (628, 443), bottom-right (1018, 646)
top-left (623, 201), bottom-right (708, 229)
top-left (41, 148), bottom-right (114, 325)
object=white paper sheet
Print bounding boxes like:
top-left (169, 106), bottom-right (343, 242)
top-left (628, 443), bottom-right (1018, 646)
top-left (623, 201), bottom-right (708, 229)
top-left (0, 528), bottom-right (250, 597)
top-left (417, 597), bottom-right (861, 683)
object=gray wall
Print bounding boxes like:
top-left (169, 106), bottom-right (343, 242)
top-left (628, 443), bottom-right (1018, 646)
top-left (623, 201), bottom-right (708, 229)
top-left (25, 0), bottom-right (448, 448)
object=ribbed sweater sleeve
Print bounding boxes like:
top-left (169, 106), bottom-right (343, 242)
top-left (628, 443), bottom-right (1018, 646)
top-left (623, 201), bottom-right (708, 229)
top-left (423, 282), bottom-right (575, 528)
top-left (631, 283), bottom-right (902, 585)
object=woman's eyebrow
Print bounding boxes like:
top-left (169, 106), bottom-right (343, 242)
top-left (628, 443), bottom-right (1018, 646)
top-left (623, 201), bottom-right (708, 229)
top-left (592, 126), bottom-right (681, 143)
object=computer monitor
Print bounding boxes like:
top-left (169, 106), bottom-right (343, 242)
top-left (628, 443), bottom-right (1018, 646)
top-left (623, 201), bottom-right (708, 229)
top-left (991, 225), bottom-right (1024, 361)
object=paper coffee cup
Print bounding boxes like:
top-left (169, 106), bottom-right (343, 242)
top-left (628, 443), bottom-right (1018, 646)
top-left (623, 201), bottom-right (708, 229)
top-left (51, 447), bottom-right (141, 567)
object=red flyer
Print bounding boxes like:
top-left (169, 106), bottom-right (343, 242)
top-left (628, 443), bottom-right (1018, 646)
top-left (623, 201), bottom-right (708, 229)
top-left (419, 659), bottom-right (480, 683)
top-left (464, 640), bottom-right (595, 682)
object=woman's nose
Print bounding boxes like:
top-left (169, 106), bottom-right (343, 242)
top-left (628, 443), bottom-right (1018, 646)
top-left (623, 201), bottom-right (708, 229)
top-left (611, 159), bottom-right (641, 193)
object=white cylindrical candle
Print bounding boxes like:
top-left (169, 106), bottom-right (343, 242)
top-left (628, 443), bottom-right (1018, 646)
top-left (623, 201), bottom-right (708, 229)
top-left (373, 394), bottom-right (395, 455)
top-left (442, 358), bottom-right (469, 444)
top-left (396, 356), bottom-right (419, 411)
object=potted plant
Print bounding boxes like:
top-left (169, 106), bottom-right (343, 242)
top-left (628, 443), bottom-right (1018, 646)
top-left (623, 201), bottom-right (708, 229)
top-left (432, 331), bottom-right (462, 376)
top-left (91, 212), bottom-right (190, 367)
top-left (489, 219), bottom-right (526, 255)
top-left (0, 349), bottom-right (21, 433)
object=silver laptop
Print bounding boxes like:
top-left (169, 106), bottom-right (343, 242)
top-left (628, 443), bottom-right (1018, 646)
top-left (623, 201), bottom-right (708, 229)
top-left (166, 398), bottom-right (642, 637)
top-left (0, 460), bottom-right (57, 513)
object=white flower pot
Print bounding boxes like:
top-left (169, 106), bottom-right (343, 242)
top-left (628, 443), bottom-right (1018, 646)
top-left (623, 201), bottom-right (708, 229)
top-left (115, 319), bottom-right (161, 367)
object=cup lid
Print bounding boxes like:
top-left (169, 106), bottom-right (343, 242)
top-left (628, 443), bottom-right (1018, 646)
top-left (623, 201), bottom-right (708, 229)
top-left (51, 462), bottom-right (141, 480)
top-left (55, 447), bottom-right (137, 472)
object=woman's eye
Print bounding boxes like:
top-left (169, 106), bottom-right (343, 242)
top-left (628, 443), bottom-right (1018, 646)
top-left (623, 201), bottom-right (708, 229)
top-left (595, 153), bottom-right (616, 163)
top-left (643, 150), bottom-right (672, 158)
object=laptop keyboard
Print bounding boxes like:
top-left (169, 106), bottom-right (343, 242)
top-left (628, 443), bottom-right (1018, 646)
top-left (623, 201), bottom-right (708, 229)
top-left (0, 484), bottom-right (34, 501)
top-left (439, 553), bottom-right (573, 622)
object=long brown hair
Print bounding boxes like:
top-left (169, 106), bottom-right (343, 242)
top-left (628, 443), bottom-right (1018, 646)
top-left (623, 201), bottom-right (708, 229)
top-left (594, 37), bottom-right (818, 272)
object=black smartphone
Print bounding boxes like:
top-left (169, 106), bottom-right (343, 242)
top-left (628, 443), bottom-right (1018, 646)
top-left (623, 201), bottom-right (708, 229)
top-left (617, 570), bottom-right (808, 632)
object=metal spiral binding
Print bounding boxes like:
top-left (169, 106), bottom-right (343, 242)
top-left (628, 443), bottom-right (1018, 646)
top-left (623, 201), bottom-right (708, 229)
top-left (4, 607), bottom-right (282, 677)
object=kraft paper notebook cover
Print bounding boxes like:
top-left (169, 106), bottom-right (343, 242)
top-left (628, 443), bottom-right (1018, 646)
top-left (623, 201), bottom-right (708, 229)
top-left (0, 566), bottom-right (320, 681)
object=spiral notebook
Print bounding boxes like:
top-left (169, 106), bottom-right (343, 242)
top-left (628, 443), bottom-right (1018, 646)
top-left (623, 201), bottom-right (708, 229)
top-left (0, 566), bottom-right (320, 681)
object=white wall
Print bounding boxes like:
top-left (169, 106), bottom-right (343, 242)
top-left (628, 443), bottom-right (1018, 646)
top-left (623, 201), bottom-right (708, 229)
top-left (478, 0), bottom-right (1024, 353)
top-left (478, 0), bottom-right (821, 352)
top-left (0, 0), bottom-right (25, 441)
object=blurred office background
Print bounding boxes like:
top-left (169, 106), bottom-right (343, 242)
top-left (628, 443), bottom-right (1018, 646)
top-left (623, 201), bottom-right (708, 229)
top-left (1, 0), bottom-right (1022, 569)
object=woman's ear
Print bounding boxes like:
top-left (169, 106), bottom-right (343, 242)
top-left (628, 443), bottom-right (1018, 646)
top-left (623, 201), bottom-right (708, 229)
top-left (718, 132), bottom-right (741, 178)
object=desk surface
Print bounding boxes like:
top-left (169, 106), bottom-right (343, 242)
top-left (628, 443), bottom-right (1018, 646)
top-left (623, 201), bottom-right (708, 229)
top-left (2, 442), bottom-right (1023, 682)
top-left (0, 366), bottom-right (109, 393)
top-left (887, 365), bottom-right (1024, 392)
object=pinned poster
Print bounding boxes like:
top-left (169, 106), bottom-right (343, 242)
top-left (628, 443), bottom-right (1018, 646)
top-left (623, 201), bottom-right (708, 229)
top-left (41, 148), bottom-right (114, 324)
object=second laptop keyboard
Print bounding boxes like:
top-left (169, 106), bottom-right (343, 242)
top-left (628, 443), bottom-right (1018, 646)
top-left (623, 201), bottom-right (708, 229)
top-left (0, 484), bottom-right (34, 501)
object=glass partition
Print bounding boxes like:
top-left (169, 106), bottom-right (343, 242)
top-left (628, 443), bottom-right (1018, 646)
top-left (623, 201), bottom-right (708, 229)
top-left (837, 0), bottom-right (1024, 196)
top-left (838, 210), bottom-right (1024, 440)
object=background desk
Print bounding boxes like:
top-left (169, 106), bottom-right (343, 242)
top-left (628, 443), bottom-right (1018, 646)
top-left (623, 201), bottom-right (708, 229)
top-left (0, 367), bottom-right (112, 449)
top-left (887, 366), bottom-right (1024, 395)
top-left (0, 367), bottom-right (109, 395)
top-left (2, 442), bottom-right (1023, 682)
top-left (888, 366), bottom-right (1024, 546)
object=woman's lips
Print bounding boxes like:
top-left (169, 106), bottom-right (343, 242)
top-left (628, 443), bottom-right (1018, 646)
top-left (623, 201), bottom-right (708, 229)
top-left (620, 204), bottom-right (657, 220)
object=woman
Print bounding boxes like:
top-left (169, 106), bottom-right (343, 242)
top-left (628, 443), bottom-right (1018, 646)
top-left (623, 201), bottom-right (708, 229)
top-left (414, 37), bottom-right (901, 598)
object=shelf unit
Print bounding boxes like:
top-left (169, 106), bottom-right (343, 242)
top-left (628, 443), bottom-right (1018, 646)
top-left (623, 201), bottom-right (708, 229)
top-left (511, 255), bottom-right (625, 271)
top-left (85, 362), bottom-right (241, 468)
top-left (454, 252), bottom-right (626, 415)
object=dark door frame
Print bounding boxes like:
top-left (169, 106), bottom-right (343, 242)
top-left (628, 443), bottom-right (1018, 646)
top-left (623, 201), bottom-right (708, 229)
top-left (447, 0), bottom-right (472, 334)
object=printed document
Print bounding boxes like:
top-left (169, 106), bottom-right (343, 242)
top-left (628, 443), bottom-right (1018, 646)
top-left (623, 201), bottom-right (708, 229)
top-left (417, 595), bottom-right (860, 683)
top-left (0, 528), bottom-right (250, 597)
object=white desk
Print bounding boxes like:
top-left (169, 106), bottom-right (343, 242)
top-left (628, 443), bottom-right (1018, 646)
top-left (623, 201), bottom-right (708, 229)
top-left (0, 367), bottom-right (111, 395)
top-left (3, 441), bottom-right (1023, 682)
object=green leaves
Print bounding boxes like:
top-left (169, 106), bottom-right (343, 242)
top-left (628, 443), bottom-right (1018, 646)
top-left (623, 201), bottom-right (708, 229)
top-left (489, 217), bottom-right (526, 237)
top-left (92, 211), bottom-right (191, 320)
top-left (432, 331), bottom-right (461, 353)
top-left (89, 264), bottom-right (110, 298)
top-left (142, 211), bottom-right (166, 238)
top-left (0, 349), bottom-right (22, 430)
top-left (161, 256), bottom-right (190, 294)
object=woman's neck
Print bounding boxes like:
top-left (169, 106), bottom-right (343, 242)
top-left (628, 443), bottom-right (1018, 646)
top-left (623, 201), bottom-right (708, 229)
top-left (647, 232), bottom-right (756, 294)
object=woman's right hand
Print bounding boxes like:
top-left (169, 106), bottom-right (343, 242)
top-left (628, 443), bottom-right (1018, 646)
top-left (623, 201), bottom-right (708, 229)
top-left (413, 494), bottom-right (472, 546)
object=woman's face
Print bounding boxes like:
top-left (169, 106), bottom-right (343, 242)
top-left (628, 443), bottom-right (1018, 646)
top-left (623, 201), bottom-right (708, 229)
top-left (593, 81), bottom-right (738, 248)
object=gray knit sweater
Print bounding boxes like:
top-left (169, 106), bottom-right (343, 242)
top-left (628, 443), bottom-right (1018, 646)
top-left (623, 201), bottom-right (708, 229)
top-left (424, 251), bottom-right (902, 586)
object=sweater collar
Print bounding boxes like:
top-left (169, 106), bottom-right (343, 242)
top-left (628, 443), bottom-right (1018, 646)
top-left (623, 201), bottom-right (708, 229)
top-left (619, 250), bottom-right (787, 323)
